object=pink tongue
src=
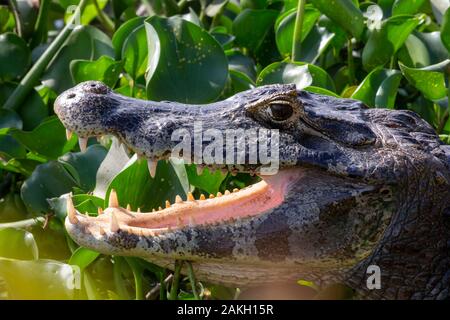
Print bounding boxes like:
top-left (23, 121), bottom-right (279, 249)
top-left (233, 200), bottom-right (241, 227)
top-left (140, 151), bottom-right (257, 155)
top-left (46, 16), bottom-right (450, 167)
top-left (128, 169), bottom-right (303, 230)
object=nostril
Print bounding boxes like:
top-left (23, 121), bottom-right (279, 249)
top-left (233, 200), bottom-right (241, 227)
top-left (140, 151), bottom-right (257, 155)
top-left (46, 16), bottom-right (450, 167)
top-left (90, 83), bottom-right (96, 87)
top-left (67, 93), bottom-right (76, 99)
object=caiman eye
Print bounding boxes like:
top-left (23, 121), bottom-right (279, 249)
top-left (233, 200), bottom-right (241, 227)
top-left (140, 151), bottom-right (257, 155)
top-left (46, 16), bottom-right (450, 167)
top-left (268, 103), bottom-right (293, 121)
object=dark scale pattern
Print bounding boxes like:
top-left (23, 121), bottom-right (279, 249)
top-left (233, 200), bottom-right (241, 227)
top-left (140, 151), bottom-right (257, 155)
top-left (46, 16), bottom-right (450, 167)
top-left (57, 81), bottom-right (450, 299)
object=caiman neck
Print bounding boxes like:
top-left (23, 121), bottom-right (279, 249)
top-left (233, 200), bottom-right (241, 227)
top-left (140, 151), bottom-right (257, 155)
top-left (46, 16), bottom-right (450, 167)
top-left (344, 166), bottom-right (450, 300)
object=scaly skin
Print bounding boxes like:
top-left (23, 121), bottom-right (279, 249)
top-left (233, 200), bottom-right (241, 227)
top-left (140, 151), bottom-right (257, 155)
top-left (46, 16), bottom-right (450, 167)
top-left (54, 81), bottom-right (450, 299)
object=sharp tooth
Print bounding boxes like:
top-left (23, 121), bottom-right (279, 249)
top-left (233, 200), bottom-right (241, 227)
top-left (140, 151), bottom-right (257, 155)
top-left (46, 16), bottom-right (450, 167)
top-left (200, 194), bottom-right (206, 200)
top-left (137, 207), bottom-right (141, 213)
top-left (233, 188), bottom-right (239, 193)
top-left (66, 129), bottom-right (73, 140)
top-left (110, 212), bottom-right (120, 232)
top-left (67, 195), bottom-right (78, 224)
top-left (158, 206), bottom-right (163, 211)
top-left (165, 200), bottom-right (171, 208)
top-left (187, 192), bottom-right (195, 201)
top-left (217, 192), bottom-right (223, 197)
top-left (197, 165), bottom-right (203, 175)
top-left (152, 208), bottom-right (156, 212)
top-left (225, 190), bottom-right (231, 195)
top-left (148, 159), bottom-right (157, 178)
top-left (175, 195), bottom-right (183, 203)
top-left (109, 189), bottom-right (119, 208)
top-left (98, 207), bottom-right (104, 215)
top-left (209, 194), bottom-right (215, 199)
top-left (78, 137), bottom-right (88, 152)
top-left (126, 204), bottom-right (131, 211)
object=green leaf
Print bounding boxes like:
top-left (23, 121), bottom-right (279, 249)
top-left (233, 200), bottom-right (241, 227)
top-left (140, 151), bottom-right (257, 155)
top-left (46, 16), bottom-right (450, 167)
top-left (70, 56), bottom-right (123, 87)
top-left (112, 16), bottom-right (145, 59)
top-left (145, 16), bottom-right (228, 103)
top-left (69, 247), bottom-right (100, 271)
top-left (392, 0), bottom-right (427, 16)
top-left (10, 117), bottom-right (77, 160)
top-left (42, 25), bottom-right (114, 93)
top-left (362, 15), bottom-right (423, 71)
top-left (0, 32), bottom-right (30, 81)
top-left (227, 49), bottom-right (257, 81)
top-left (0, 258), bottom-right (78, 299)
top-left (0, 133), bottom-right (26, 159)
top-left (309, 0), bottom-right (365, 39)
top-left (21, 161), bottom-right (78, 213)
top-left (186, 165), bottom-right (227, 194)
top-left (122, 24), bottom-right (148, 80)
top-left (441, 8), bottom-right (450, 53)
top-left (399, 60), bottom-right (450, 101)
top-left (352, 68), bottom-right (403, 108)
top-left (275, 6), bottom-right (321, 58)
top-left (297, 26), bottom-right (335, 64)
top-left (58, 144), bottom-right (108, 192)
top-left (61, 0), bottom-right (109, 25)
top-left (0, 109), bottom-right (22, 130)
top-left (232, 9), bottom-right (279, 52)
top-left (0, 228), bottom-right (38, 260)
top-left (106, 156), bottom-right (188, 212)
top-left (257, 61), bottom-right (336, 92)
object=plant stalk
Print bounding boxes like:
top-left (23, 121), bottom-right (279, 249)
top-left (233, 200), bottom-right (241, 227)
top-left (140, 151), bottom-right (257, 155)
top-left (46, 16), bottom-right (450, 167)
top-left (292, 0), bottom-right (306, 61)
top-left (169, 260), bottom-right (183, 300)
top-left (347, 38), bottom-right (356, 84)
top-left (3, 0), bottom-right (89, 111)
top-left (92, 0), bottom-right (115, 34)
top-left (31, 0), bottom-right (50, 48)
top-left (186, 261), bottom-right (200, 300)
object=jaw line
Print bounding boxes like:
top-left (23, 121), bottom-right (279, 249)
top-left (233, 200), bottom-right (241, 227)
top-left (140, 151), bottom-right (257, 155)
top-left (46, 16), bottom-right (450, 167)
top-left (65, 168), bottom-right (306, 238)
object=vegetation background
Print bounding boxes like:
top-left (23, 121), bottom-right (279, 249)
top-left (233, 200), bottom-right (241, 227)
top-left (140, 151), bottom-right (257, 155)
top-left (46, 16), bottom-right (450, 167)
top-left (0, 0), bottom-right (449, 299)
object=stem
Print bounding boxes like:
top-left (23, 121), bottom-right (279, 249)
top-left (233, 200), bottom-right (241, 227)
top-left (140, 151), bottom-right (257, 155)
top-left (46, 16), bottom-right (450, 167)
top-left (292, 0), bottom-right (306, 61)
top-left (31, 0), bottom-right (50, 48)
top-left (439, 72), bottom-right (450, 133)
top-left (160, 269), bottom-right (168, 300)
top-left (9, 0), bottom-right (22, 37)
top-left (169, 260), bottom-right (183, 300)
top-left (3, 0), bottom-right (89, 111)
top-left (126, 258), bottom-right (144, 300)
top-left (0, 217), bottom-right (44, 229)
top-left (347, 38), bottom-right (356, 85)
top-left (92, 0), bottom-right (115, 34)
top-left (186, 261), bottom-right (200, 300)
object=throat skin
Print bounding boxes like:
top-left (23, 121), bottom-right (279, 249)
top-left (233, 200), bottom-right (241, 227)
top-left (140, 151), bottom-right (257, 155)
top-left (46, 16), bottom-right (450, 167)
top-left (344, 170), bottom-right (450, 300)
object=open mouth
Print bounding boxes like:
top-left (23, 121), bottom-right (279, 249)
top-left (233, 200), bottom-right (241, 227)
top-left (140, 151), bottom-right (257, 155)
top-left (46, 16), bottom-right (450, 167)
top-left (67, 168), bottom-right (304, 236)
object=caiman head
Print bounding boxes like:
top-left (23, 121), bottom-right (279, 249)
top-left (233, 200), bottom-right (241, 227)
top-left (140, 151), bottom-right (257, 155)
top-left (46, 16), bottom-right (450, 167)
top-left (54, 81), bottom-right (450, 299)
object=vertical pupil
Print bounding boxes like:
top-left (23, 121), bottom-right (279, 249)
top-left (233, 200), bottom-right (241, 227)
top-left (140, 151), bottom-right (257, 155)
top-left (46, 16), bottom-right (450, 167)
top-left (269, 104), bottom-right (293, 120)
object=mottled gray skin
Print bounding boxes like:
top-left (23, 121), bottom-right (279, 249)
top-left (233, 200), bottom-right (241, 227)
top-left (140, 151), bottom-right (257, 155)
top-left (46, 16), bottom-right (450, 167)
top-left (55, 81), bottom-right (450, 300)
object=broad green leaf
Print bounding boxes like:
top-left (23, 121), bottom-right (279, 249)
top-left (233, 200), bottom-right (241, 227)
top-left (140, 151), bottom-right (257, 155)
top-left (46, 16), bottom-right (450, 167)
top-left (0, 228), bottom-right (38, 260)
top-left (362, 14), bottom-right (423, 71)
top-left (186, 165), bottom-right (227, 195)
top-left (392, 0), bottom-right (427, 16)
top-left (58, 145), bottom-right (108, 192)
top-left (69, 247), bottom-right (100, 271)
top-left (275, 6), bottom-right (321, 58)
top-left (309, 0), bottom-right (365, 39)
top-left (112, 16), bottom-right (145, 59)
top-left (21, 161), bottom-right (78, 213)
top-left (399, 60), bottom-right (450, 101)
top-left (0, 83), bottom-right (48, 130)
top-left (122, 24), bottom-right (148, 80)
top-left (70, 56), bottom-right (123, 87)
top-left (221, 69), bottom-right (255, 98)
top-left (441, 8), bottom-right (450, 53)
top-left (257, 61), bottom-right (336, 92)
top-left (232, 9), bottom-right (279, 52)
top-left (205, 0), bottom-right (229, 17)
top-left (0, 109), bottom-right (22, 129)
top-left (297, 26), bottom-right (335, 64)
top-left (352, 68), bottom-right (403, 108)
top-left (0, 134), bottom-right (26, 159)
top-left (430, 0), bottom-right (450, 24)
top-left (226, 49), bottom-right (257, 80)
top-left (0, 194), bottom-right (29, 223)
top-left (106, 156), bottom-right (188, 212)
top-left (0, 32), bottom-right (30, 81)
top-left (42, 26), bottom-right (114, 93)
top-left (0, 258), bottom-right (78, 299)
top-left (0, 6), bottom-right (15, 34)
top-left (305, 86), bottom-right (340, 97)
top-left (10, 117), bottom-right (77, 160)
top-left (48, 193), bottom-right (104, 221)
top-left (145, 16), bottom-right (228, 103)
top-left (240, 0), bottom-right (267, 10)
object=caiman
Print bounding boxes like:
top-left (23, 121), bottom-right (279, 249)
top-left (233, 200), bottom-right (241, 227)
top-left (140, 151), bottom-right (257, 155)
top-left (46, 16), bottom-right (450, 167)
top-left (54, 81), bottom-right (450, 300)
